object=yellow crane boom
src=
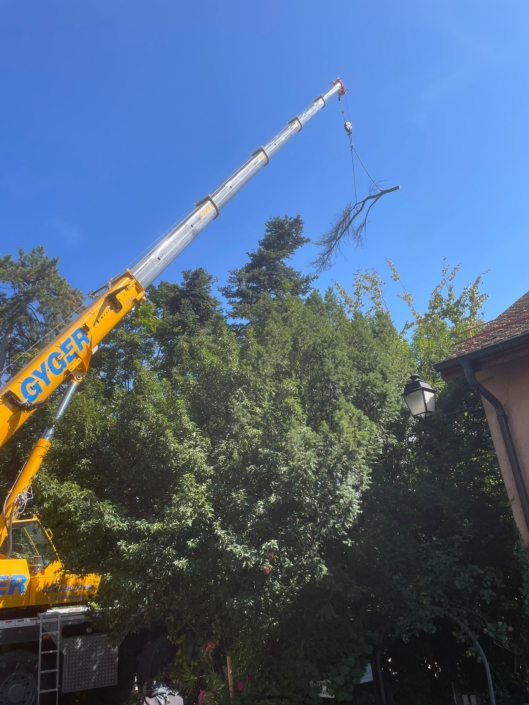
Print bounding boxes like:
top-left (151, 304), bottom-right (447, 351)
top-left (0, 79), bottom-right (350, 700)
top-left (0, 78), bottom-right (346, 451)
top-left (0, 271), bottom-right (144, 448)
top-left (0, 78), bottom-right (348, 539)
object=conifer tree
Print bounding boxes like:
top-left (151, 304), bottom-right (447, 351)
top-left (0, 246), bottom-right (83, 381)
top-left (220, 215), bottom-right (314, 318)
top-left (151, 267), bottom-right (223, 334)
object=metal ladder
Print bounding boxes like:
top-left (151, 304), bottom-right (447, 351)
top-left (37, 611), bottom-right (61, 705)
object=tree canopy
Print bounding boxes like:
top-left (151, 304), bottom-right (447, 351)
top-left (0, 246), bottom-right (83, 381)
top-left (1, 228), bottom-right (528, 705)
top-left (220, 216), bottom-right (315, 319)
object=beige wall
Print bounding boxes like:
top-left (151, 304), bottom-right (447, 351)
top-left (477, 356), bottom-right (529, 543)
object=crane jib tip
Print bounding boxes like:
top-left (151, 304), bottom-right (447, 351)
top-left (332, 78), bottom-right (347, 97)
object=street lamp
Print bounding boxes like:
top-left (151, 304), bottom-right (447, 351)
top-left (402, 375), bottom-right (436, 419)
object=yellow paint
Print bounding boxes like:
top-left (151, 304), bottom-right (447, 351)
top-left (199, 203), bottom-right (214, 219)
top-left (0, 560), bottom-right (30, 608)
top-left (0, 439), bottom-right (51, 543)
top-left (30, 563), bottom-right (100, 607)
top-left (0, 272), bottom-right (145, 448)
top-left (0, 519), bottom-right (100, 609)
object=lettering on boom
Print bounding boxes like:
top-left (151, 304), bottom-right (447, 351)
top-left (19, 328), bottom-right (91, 403)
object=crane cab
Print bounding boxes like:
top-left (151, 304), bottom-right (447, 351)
top-left (0, 517), bottom-right (99, 610)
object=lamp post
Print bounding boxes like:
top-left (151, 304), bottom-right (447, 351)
top-left (401, 377), bottom-right (497, 704)
top-left (402, 375), bottom-right (436, 419)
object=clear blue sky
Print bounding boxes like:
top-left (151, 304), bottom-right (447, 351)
top-left (1, 0), bottom-right (528, 328)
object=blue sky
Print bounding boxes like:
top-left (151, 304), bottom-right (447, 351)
top-left (1, 0), bottom-right (528, 329)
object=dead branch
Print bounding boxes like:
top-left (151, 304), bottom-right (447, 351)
top-left (311, 185), bottom-right (400, 273)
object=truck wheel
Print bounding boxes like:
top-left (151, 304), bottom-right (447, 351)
top-left (0, 651), bottom-right (48, 705)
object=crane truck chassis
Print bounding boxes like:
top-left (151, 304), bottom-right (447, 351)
top-left (0, 78), bottom-right (347, 704)
top-left (0, 518), bottom-right (173, 703)
top-left (0, 606), bottom-right (174, 702)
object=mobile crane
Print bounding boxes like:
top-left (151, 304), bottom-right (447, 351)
top-left (0, 78), bottom-right (347, 704)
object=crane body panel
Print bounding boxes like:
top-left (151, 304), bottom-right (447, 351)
top-left (0, 518), bottom-right (100, 609)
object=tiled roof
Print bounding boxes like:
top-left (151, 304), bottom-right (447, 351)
top-left (444, 291), bottom-right (529, 360)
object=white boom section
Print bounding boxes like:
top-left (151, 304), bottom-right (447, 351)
top-left (132, 79), bottom-right (345, 288)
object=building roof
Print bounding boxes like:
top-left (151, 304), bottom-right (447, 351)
top-left (435, 291), bottom-right (529, 380)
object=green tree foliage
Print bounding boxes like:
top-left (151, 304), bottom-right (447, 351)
top-left (151, 268), bottom-right (223, 335)
top-left (0, 239), bottom-right (528, 704)
top-left (220, 216), bottom-right (315, 319)
top-left (0, 247), bottom-right (84, 501)
top-left (0, 246), bottom-right (83, 380)
top-left (36, 281), bottom-right (399, 700)
top-left (345, 265), bottom-right (527, 704)
top-left (387, 258), bottom-right (487, 382)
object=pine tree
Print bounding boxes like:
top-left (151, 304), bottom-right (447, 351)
top-left (220, 215), bottom-right (315, 318)
top-left (150, 267), bottom-right (222, 334)
top-left (0, 246), bottom-right (83, 381)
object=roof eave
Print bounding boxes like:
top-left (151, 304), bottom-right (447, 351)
top-left (434, 330), bottom-right (529, 381)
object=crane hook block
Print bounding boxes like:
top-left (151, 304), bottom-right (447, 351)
top-left (344, 121), bottom-right (353, 136)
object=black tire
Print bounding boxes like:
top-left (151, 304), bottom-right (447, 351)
top-left (0, 650), bottom-right (50, 705)
top-left (137, 635), bottom-right (177, 688)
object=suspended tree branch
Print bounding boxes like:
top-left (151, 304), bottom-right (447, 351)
top-left (311, 185), bottom-right (400, 273)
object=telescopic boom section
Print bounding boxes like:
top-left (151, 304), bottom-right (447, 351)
top-left (131, 78), bottom-right (346, 289)
top-left (0, 78), bottom-right (346, 449)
